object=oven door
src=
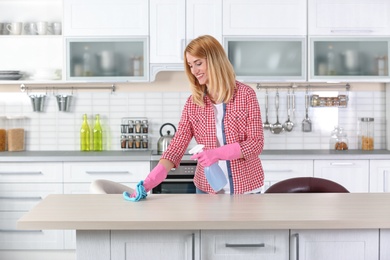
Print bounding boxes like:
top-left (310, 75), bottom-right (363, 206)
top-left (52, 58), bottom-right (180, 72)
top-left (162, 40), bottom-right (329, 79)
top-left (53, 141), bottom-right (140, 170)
top-left (151, 174), bottom-right (196, 194)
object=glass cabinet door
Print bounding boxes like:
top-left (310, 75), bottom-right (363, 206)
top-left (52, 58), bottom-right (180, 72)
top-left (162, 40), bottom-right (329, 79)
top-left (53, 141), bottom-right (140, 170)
top-left (310, 37), bottom-right (390, 82)
top-left (225, 37), bottom-right (306, 82)
top-left (66, 38), bottom-right (148, 82)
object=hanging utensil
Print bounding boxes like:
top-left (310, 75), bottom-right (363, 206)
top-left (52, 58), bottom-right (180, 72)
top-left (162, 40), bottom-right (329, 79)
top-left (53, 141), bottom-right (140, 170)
top-left (262, 89), bottom-right (271, 130)
top-left (283, 89), bottom-right (294, 132)
top-left (302, 89), bottom-right (312, 132)
top-left (270, 89), bottom-right (284, 134)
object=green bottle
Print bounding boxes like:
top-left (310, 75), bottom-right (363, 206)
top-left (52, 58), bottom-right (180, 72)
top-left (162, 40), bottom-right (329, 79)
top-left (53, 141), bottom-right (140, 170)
top-left (80, 114), bottom-right (90, 151)
top-left (93, 114), bottom-right (103, 151)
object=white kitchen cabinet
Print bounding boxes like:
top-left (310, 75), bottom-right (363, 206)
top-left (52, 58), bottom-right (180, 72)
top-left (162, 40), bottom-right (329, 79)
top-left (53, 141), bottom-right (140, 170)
top-left (380, 229), bottom-right (390, 260)
top-left (63, 161), bottom-right (149, 183)
top-left (222, 0), bottom-right (306, 36)
top-left (290, 229), bottom-right (379, 260)
top-left (313, 160), bottom-right (369, 192)
top-left (0, 163), bottom-right (63, 250)
top-left (201, 230), bottom-right (289, 260)
top-left (76, 230), bottom-right (200, 260)
top-left (0, 0), bottom-right (63, 82)
top-left (309, 37), bottom-right (390, 82)
top-left (262, 160), bottom-right (313, 192)
top-left (66, 37), bottom-right (149, 82)
top-left (149, 0), bottom-right (222, 80)
top-left (225, 37), bottom-right (306, 82)
top-left (369, 160), bottom-right (390, 192)
top-left (63, 0), bottom-right (148, 36)
top-left (308, 0), bottom-right (390, 36)
top-left (0, 162), bottom-right (63, 183)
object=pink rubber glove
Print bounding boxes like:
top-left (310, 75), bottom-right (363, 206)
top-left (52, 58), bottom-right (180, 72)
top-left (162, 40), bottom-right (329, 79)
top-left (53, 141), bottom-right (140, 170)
top-left (190, 143), bottom-right (241, 167)
top-left (130, 163), bottom-right (168, 197)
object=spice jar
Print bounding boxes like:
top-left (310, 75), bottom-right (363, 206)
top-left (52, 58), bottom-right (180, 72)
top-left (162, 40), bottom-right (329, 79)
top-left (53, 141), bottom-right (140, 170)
top-left (142, 135), bottom-right (148, 149)
top-left (134, 135), bottom-right (141, 148)
top-left (0, 116), bottom-right (6, 151)
top-left (120, 135), bottom-right (127, 149)
top-left (142, 120), bottom-right (149, 133)
top-left (127, 135), bottom-right (134, 149)
top-left (134, 120), bottom-right (142, 133)
top-left (128, 120), bottom-right (134, 134)
top-left (358, 117), bottom-right (374, 150)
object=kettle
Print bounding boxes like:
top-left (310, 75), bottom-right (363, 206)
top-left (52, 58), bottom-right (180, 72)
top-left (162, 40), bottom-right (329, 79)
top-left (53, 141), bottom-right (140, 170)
top-left (157, 123), bottom-right (177, 154)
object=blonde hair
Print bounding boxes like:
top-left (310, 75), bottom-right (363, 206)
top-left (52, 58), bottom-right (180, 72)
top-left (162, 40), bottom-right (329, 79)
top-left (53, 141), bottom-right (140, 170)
top-left (184, 35), bottom-right (236, 107)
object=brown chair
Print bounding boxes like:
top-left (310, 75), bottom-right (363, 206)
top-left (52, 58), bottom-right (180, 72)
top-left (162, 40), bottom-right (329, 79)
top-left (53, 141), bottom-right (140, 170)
top-left (264, 177), bottom-right (349, 193)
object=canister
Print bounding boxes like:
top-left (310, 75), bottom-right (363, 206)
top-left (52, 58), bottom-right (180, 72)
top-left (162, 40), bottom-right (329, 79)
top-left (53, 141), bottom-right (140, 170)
top-left (7, 116), bottom-right (25, 151)
top-left (358, 117), bottom-right (374, 150)
top-left (0, 116), bottom-right (6, 151)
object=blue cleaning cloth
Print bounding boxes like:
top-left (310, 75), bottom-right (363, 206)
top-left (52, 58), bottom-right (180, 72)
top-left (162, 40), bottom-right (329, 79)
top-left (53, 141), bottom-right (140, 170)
top-left (123, 180), bottom-right (147, 202)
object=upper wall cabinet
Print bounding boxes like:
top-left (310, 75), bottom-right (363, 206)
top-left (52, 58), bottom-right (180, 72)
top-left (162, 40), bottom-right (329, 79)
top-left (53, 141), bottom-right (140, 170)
top-left (223, 0), bottom-right (306, 36)
top-left (225, 37), bottom-right (306, 82)
top-left (63, 0), bottom-right (148, 36)
top-left (149, 0), bottom-right (222, 80)
top-left (308, 0), bottom-right (390, 36)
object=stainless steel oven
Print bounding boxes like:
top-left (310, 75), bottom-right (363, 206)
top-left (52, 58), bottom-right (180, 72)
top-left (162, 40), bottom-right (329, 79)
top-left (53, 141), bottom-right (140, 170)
top-left (150, 159), bottom-right (197, 194)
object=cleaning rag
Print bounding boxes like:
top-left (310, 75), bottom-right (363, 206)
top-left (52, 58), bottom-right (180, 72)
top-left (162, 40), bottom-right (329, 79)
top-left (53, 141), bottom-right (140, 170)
top-left (123, 181), bottom-right (147, 202)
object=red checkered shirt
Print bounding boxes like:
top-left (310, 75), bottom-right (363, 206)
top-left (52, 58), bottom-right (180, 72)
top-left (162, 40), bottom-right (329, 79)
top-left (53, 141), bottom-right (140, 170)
top-left (161, 81), bottom-right (264, 194)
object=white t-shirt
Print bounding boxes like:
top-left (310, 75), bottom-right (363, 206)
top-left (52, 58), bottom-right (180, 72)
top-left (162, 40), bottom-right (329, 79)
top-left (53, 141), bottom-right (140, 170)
top-left (213, 103), bottom-right (263, 194)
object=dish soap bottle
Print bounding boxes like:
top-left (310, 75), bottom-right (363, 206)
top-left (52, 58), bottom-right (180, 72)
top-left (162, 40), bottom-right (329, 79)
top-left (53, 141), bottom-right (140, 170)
top-left (189, 144), bottom-right (227, 192)
top-left (80, 114), bottom-right (90, 151)
top-left (93, 114), bottom-right (103, 151)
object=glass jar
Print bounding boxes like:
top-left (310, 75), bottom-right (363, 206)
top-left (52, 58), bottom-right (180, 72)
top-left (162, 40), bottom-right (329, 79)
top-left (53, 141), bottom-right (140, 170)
top-left (358, 117), bottom-right (374, 150)
top-left (142, 135), bottom-right (148, 149)
top-left (134, 120), bottom-right (142, 133)
top-left (330, 126), bottom-right (349, 150)
top-left (120, 135), bottom-right (127, 149)
top-left (142, 120), bottom-right (149, 133)
top-left (0, 116), bottom-right (6, 151)
top-left (7, 116), bottom-right (26, 152)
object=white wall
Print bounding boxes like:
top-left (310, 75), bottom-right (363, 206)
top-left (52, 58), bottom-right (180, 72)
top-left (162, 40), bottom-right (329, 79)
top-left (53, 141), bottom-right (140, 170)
top-left (0, 72), bottom-right (386, 151)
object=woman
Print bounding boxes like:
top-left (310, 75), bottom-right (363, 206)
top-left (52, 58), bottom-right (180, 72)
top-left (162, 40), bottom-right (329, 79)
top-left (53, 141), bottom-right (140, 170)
top-left (91, 35), bottom-right (264, 199)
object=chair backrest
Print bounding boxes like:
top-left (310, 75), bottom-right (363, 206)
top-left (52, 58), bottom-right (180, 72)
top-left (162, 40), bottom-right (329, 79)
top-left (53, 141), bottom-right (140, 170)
top-left (264, 177), bottom-right (349, 193)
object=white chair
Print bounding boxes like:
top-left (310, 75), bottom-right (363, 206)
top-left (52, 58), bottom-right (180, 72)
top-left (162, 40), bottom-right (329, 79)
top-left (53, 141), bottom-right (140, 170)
top-left (89, 179), bottom-right (135, 194)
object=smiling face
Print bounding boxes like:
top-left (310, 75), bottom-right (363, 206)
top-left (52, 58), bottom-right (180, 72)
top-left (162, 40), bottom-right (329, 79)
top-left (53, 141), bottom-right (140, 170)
top-left (186, 53), bottom-right (208, 86)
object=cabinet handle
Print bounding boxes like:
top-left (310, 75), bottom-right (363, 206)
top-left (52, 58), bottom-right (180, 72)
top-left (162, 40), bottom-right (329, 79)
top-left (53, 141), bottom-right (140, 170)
top-left (225, 243), bottom-right (265, 248)
top-left (85, 171), bottom-right (129, 174)
top-left (0, 171), bottom-right (42, 175)
top-left (291, 233), bottom-right (299, 260)
top-left (191, 233), bottom-right (195, 260)
top-left (329, 162), bottom-right (355, 166)
top-left (330, 29), bottom-right (374, 34)
top-left (0, 196), bottom-right (42, 200)
top-left (0, 229), bottom-right (42, 233)
top-left (384, 170), bottom-right (389, 192)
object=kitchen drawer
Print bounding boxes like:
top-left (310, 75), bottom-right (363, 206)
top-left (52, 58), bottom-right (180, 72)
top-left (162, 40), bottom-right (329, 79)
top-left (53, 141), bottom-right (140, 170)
top-left (201, 230), bottom-right (289, 260)
top-left (314, 160), bottom-right (369, 192)
top-left (63, 161), bottom-right (149, 182)
top-left (0, 183), bottom-right (62, 211)
top-left (0, 211), bottom-right (63, 250)
top-left (262, 160), bottom-right (314, 191)
top-left (0, 162), bottom-right (63, 183)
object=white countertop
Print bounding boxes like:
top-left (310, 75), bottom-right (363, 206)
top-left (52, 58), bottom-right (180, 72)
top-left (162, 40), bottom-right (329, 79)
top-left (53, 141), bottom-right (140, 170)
top-left (17, 193), bottom-right (390, 230)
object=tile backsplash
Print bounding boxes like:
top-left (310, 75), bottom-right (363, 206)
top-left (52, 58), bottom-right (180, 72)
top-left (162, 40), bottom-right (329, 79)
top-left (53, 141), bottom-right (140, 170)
top-left (0, 86), bottom-right (386, 151)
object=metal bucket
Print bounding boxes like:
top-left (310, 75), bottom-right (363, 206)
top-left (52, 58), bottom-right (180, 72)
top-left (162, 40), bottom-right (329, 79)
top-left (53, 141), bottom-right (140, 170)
top-left (29, 94), bottom-right (46, 112)
top-left (56, 95), bottom-right (72, 112)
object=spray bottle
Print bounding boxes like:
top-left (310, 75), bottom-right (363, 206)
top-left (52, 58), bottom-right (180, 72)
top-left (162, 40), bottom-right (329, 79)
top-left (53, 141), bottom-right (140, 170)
top-left (189, 144), bottom-right (227, 192)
